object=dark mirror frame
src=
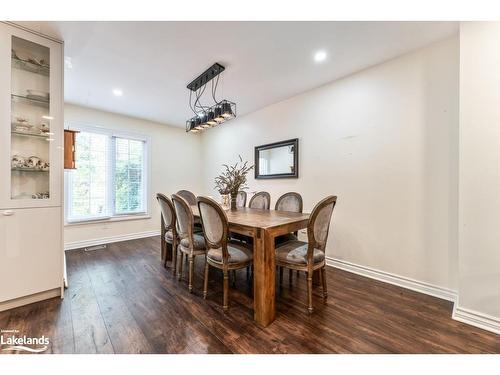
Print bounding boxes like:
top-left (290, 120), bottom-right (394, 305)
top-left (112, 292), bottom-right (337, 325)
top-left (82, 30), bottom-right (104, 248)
top-left (254, 138), bottom-right (299, 179)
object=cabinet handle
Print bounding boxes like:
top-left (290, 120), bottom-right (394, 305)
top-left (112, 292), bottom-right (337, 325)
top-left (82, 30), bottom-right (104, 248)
top-left (2, 210), bottom-right (14, 216)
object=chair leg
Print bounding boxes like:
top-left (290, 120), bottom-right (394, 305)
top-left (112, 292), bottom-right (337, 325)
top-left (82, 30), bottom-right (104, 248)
top-left (203, 258), bottom-right (209, 299)
top-left (289, 268), bottom-right (293, 285)
top-left (321, 266), bottom-right (328, 300)
top-left (279, 266), bottom-right (283, 287)
top-left (188, 255), bottom-right (194, 293)
top-left (178, 252), bottom-right (184, 281)
top-left (172, 243), bottom-right (177, 276)
top-left (307, 272), bottom-right (313, 313)
top-left (223, 270), bottom-right (229, 311)
top-left (296, 270), bottom-right (300, 278)
top-left (232, 270), bottom-right (236, 287)
top-left (162, 242), bottom-right (167, 268)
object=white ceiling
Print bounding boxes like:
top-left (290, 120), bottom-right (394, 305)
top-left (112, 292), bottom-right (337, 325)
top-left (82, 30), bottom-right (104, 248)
top-left (18, 21), bottom-right (458, 128)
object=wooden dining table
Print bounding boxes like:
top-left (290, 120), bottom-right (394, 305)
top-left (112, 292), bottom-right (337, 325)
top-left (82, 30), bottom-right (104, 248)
top-left (185, 205), bottom-right (310, 327)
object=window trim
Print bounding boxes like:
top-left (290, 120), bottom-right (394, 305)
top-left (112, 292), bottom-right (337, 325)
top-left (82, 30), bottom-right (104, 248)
top-left (64, 122), bottom-right (151, 225)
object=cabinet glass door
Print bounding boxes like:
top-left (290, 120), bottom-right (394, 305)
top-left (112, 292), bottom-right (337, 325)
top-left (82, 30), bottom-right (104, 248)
top-left (10, 36), bottom-right (51, 200)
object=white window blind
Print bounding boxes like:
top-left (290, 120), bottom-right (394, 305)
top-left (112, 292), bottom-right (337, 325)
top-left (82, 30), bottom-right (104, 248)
top-left (114, 137), bottom-right (145, 215)
top-left (68, 131), bottom-right (109, 221)
top-left (66, 126), bottom-right (148, 223)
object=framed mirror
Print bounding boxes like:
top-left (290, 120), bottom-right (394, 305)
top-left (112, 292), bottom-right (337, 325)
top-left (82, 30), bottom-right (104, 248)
top-left (255, 138), bottom-right (299, 179)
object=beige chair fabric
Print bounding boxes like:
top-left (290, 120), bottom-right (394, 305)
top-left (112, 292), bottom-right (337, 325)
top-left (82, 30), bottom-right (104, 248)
top-left (198, 200), bottom-right (225, 244)
top-left (275, 240), bottom-right (325, 265)
top-left (275, 192), bottom-right (303, 213)
top-left (249, 191), bottom-right (271, 210)
top-left (236, 191), bottom-right (247, 208)
top-left (207, 243), bottom-right (253, 264)
top-left (176, 190), bottom-right (197, 205)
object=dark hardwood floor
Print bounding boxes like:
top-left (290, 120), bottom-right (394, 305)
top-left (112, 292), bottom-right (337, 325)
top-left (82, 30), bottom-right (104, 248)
top-left (0, 236), bottom-right (498, 354)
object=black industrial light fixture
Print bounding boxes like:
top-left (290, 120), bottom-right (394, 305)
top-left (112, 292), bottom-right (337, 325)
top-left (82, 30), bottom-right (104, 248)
top-left (185, 63), bottom-right (237, 133)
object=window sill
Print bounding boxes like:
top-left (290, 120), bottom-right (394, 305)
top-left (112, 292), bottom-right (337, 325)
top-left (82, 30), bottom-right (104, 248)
top-left (65, 214), bottom-right (151, 227)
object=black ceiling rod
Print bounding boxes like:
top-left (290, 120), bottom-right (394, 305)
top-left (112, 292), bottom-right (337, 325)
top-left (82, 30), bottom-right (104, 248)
top-left (187, 63), bottom-right (225, 92)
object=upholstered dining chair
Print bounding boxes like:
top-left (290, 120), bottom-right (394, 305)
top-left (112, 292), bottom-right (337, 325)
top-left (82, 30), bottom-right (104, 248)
top-left (275, 192), bottom-right (303, 241)
top-left (236, 190), bottom-right (247, 208)
top-left (176, 189), bottom-right (203, 232)
top-left (171, 194), bottom-right (208, 293)
top-left (229, 191), bottom-right (249, 244)
top-left (156, 193), bottom-right (178, 272)
top-left (275, 195), bottom-right (337, 313)
top-left (197, 196), bottom-right (253, 311)
top-left (274, 192), bottom-right (304, 282)
top-left (176, 189), bottom-right (197, 205)
top-left (248, 191), bottom-right (271, 210)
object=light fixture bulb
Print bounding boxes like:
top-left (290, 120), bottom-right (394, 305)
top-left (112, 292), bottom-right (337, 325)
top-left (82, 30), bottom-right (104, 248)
top-left (214, 106), bottom-right (224, 122)
top-left (221, 102), bottom-right (233, 118)
top-left (112, 88), bottom-right (123, 96)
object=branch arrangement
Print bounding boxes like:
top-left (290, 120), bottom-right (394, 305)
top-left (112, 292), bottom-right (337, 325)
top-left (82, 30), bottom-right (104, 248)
top-left (214, 155), bottom-right (254, 196)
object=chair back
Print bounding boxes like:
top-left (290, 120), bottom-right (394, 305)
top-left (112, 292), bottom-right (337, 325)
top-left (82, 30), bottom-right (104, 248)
top-left (307, 196), bottom-right (337, 252)
top-left (249, 191), bottom-right (271, 210)
top-left (236, 191), bottom-right (247, 208)
top-left (197, 196), bottom-right (230, 262)
top-left (171, 194), bottom-right (194, 241)
top-left (176, 190), bottom-right (197, 205)
top-left (156, 193), bottom-right (176, 230)
top-left (275, 192), bottom-right (303, 213)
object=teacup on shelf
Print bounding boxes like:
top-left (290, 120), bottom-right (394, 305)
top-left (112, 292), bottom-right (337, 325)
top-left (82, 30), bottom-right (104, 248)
top-left (11, 155), bottom-right (26, 168)
top-left (27, 156), bottom-right (42, 169)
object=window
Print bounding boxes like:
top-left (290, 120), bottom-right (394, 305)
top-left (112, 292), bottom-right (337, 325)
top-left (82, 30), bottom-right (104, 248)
top-left (114, 137), bottom-right (145, 214)
top-left (66, 126), bottom-right (149, 223)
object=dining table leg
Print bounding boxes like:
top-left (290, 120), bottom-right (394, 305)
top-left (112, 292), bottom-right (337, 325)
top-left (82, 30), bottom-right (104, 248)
top-left (253, 228), bottom-right (276, 327)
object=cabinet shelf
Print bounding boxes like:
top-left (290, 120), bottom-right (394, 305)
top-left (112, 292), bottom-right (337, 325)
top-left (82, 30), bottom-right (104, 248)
top-left (11, 94), bottom-right (49, 108)
top-left (11, 167), bottom-right (49, 173)
top-left (12, 129), bottom-right (50, 139)
top-left (11, 57), bottom-right (49, 76)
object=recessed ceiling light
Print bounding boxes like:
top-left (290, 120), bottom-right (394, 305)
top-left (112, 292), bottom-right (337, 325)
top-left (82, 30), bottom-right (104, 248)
top-left (314, 50), bottom-right (327, 63)
top-left (112, 88), bottom-right (123, 97)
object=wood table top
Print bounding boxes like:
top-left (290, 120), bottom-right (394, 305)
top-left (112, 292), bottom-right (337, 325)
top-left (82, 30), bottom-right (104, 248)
top-left (190, 205), bottom-right (310, 230)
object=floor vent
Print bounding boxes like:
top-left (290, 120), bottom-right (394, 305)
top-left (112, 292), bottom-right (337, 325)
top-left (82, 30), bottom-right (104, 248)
top-left (84, 244), bottom-right (107, 252)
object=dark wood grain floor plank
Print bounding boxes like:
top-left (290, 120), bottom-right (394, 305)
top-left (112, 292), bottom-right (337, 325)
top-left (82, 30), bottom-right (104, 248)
top-left (0, 236), bottom-right (498, 354)
top-left (65, 250), bottom-right (114, 354)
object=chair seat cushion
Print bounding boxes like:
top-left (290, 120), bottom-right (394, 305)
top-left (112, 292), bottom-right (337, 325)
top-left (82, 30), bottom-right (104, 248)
top-left (165, 230), bottom-right (174, 243)
top-left (275, 240), bottom-right (325, 265)
top-left (207, 242), bottom-right (253, 264)
top-left (180, 233), bottom-right (206, 250)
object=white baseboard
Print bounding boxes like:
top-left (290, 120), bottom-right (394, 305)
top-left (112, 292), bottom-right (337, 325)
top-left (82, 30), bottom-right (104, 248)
top-left (453, 305), bottom-right (500, 335)
top-left (64, 230), bottom-right (160, 251)
top-left (326, 256), bottom-right (458, 302)
top-left (0, 288), bottom-right (61, 312)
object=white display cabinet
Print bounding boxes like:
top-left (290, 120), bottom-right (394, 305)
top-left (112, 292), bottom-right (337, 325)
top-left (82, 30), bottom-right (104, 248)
top-left (0, 23), bottom-right (64, 310)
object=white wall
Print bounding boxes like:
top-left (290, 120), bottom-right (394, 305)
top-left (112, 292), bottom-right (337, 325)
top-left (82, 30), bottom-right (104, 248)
top-left (200, 37), bottom-right (459, 291)
top-left (458, 22), bottom-right (500, 321)
top-left (64, 104), bottom-right (203, 248)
